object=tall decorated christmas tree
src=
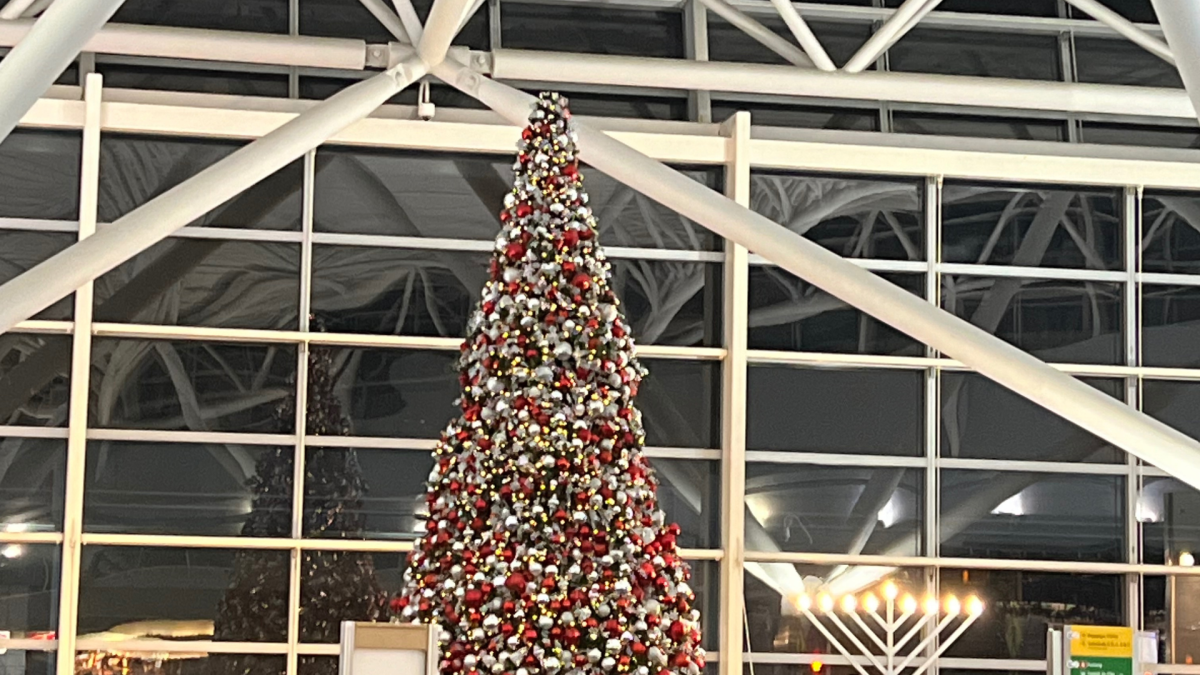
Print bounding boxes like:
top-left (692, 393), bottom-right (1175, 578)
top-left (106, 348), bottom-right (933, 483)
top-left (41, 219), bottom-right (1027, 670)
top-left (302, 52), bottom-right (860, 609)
top-left (213, 340), bottom-right (387, 675)
top-left (391, 93), bottom-right (705, 675)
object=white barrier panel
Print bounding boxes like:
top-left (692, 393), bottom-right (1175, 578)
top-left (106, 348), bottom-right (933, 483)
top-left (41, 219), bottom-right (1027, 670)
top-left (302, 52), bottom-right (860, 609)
top-left (339, 622), bottom-right (436, 675)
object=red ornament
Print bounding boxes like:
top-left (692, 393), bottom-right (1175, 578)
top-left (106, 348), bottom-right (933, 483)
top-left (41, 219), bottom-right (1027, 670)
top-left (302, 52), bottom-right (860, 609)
top-left (506, 242), bottom-right (525, 259)
top-left (505, 573), bottom-right (527, 595)
top-left (516, 203), bottom-right (533, 218)
top-left (464, 589), bottom-right (484, 608)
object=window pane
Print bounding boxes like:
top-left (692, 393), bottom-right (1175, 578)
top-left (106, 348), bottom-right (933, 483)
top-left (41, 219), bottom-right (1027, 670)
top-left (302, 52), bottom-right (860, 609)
top-left (303, 447), bottom-right (430, 541)
top-left (75, 654), bottom-right (285, 675)
top-left (548, 90), bottom-right (688, 121)
top-left (297, 549), bottom-right (389, 643)
top-left (943, 183), bottom-right (1122, 269)
top-left (78, 545), bottom-right (289, 641)
top-left (709, 18), bottom-right (867, 66)
top-left (1143, 285), bottom-right (1200, 368)
top-left (502, 5), bottom-right (682, 58)
top-left (0, 544), bottom-right (59, 634)
top-left (713, 102), bottom-right (878, 131)
top-left (1144, 192), bottom-right (1200, 273)
top-left (89, 339), bottom-right (296, 433)
top-left (746, 463), bottom-right (923, 556)
top-left (0, 438), bottom-right (65, 532)
top-left (113, 0), bottom-right (288, 32)
top-left (100, 136), bottom-right (302, 230)
top-left (941, 374), bottom-right (1124, 462)
top-left (749, 268), bottom-right (923, 354)
top-left (301, 0), bottom-right (488, 48)
top-left (942, 277), bottom-right (1123, 365)
top-left (0, 231), bottom-right (75, 321)
top-left (2, 649), bottom-right (54, 675)
top-left (96, 239), bottom-right (300, 330)
top-left (745, 565), bottom-right (927, 653)
top-left (641, 359), bottom-right (720, 449)
top-left (317, 347), bottom-right (456, 439)
top-left (96, 63), bottom-right (290, 98)
top-left (83, 441), bottom-right (290, 537)
top-left (888, 0), bottom-right (1057, 14)
top-left (1082, 123), bottom-right (1200, 149)
top-left (893, 113), bottom-right (1065, 142)
top-left (751, 173), bottom-right (924, 261)
top-left (748, 367), bottom-right (923, 456)
top-left (649, 458), bottom-right (719, 549)
top-left (1140, 477), bottom-right (1200, 566)
top-left (941, 568), bottom-right (1122, 659)
top-left (313, 246), bottom-right (719, 345)
top-left (1144, 380), bottom-right (1200, 455)
top-left (940, 471), bottom-right (1125, 562)
top-left (0, 335), bottom-right (71, 427)
top-left (889, 29), bottom-right (1060, 80)
top-left (1144, 574), bottom-right (1200, 664)
top-left (0, 130), bottom-right (81, 220)
top-left (1075, 37), bottom-right (1181, 88)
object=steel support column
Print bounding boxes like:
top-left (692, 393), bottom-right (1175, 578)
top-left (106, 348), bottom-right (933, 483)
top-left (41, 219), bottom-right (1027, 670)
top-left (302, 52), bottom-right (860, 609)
top-left (0, 57), bottom-right (428, 335)
top-left (435, 58), bottom-right (1200, 492)
top-left (0, 0), bottom-right (124, 145)
top-left (1150, 0), bottom-right (1200, 125)
top-left (418, 0), bottom-right (474, 66)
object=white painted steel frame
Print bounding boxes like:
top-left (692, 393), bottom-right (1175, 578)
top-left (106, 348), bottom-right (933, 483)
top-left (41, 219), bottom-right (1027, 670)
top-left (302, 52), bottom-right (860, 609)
top-left (7, 58), bottom-right (1200, 675)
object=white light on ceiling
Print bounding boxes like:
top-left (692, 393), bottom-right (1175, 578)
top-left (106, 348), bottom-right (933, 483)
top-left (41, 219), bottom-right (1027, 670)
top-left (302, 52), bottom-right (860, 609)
top-left (991, 492), bottom-right (1025, 517)
top-left (1, 544), bottom-right (23, 559)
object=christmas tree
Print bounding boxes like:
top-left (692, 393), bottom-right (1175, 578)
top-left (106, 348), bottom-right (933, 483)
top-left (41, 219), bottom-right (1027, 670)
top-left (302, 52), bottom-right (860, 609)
top-left (392, 93), bottom-right (705, 675)
top-left (212, 340), bottom-right (387, 675)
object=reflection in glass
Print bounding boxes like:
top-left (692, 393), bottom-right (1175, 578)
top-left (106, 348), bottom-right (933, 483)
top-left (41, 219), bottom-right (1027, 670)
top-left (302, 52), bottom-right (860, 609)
top-left (89, 339), bottom-right (296, 433)
top-left (893, 113), bottom-right (1065, 142)
top-left (1144, 575), bottom-right (1200, 664)
top-left (77, 546), bottom-right (288, 640)
top-left (82, 441), bottom-right (288, 537)
top-left (0, 231), bottom-right (75, 320)
top-left (709, 17), bottom-right (867, 67)
top-left (302, 447), bottom-right (431, 541)
top-left (748, 366), bottom-right (923, 456)
top-left (712, 102), bottom-right (878, 131)
top-left (314, 149), bottom-right (719, 250)
top-left (113, 0), bottom-right (288, 32)
top-left (940, 471), bottom-right (1124, 563)
top-left (743, 565), bottom-right (927, 653)
top-left (647, 458), bottom-right (719, 549)
top-left (0, 335), bottom-right (71, 427)
top-left (0, 544), bottom-right (59, 634)
top-left (1140, 477), bottom-right (1200, 566)
top-left (749, 268), bottom-right (923, 354)
top-left (0, 438), bottom-right (65, 532)
top-left (502, 5), bottom-right (683, 58)
top-left (97, 239), bottom-right (300, 330)
top-left (942, 184), bottom-right (1121, 269)
top-left (1143, 192), bottom-right (1200, 273)
top-left (940, 374), bottom-right (1123, 462)
top-left (100, 135), bottom-right (302, 229)
top-left (3, 650), bottom-right (55, 675)
top-left (640, 359), bottom-right (720, 449)
top-left (1075, 37), bottom-right (1182, 88)
top-left (1143, 285), bottom-right (1200, 368)
top-left (745, 463), bottom-right (923, 557)
top-left (750, 173), bottom-right (923, 261)
top-left (75, 653), bottom-right (285, 675)
top-left (1144, 380), bottom-right (1200, 454)
top-left (96, 64), bottom-right (290, 98)
top-left (940, 568), bottom-right (1121, 659)
top-left (889, 29), bottom-right (1059, 80)
top-left (312, 247), bottom-right (719, 345)
top-left (942, 277), bottom-right (1122, 365)
top-left (0, 130), bottom-right (81, 220)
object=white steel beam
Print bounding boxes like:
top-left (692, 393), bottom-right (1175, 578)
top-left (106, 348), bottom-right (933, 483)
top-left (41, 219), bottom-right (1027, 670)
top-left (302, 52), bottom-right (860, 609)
top-left (1150, 0), bottom-right (1200, 125)
top-left (0, 0), bottom-right (123, 144)
top-left (1065, 0), bottom-right (1173, 64)
top-left (435, 57), bottom-right (1200, 491)
top-left (843, 0), bottom-right (941, 73)
top-left (0, 20), bottom-right (371, 70)
top-left (392, 0), bottom-right (424, 44)
top-left (487, 48), bottom-right (1196, 119)
top-left (0, 57), bottom-right (428, 335)
top-left (358, 0), bottom-right (413, 44)
top-left (418, 0), bottom-right (474, 66)
top-left (769, 0), bottom-right (836, 70)
top-left (0, 0), bottom-right (36, 20)
top-left (696, 0), bottom-right (814, 67)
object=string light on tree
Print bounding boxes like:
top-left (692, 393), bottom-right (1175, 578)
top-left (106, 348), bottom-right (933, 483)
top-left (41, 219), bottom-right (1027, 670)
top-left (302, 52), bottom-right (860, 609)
top-left (390, 93), bottom-right (704, 675)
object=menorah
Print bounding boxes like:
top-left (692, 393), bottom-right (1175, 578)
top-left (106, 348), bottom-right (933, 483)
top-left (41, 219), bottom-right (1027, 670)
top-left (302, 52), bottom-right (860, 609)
top-left (791, 582), bottom-right (985, 675)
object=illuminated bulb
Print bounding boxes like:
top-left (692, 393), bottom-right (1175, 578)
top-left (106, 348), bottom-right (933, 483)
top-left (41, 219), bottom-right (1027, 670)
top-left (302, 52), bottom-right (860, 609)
top-left (0, 544), bottom-right (22, 559)
top-left (923, 597), bottom-right (940, 615)
top-left (841, 594), bottom-right (858, 613)
top-left (818, 593), bottom-right (835, 613)
top-left (1181, 552), bottom-right (1196, 567)
top-left (900, 594), bottom-right (917, 614)
top-left (882, 581), bottom-right (899, 600)
top-left (966, 596), bottom-right (985, 616)
top-left (945, 595), bottom-right (961, 616)
top-left (795, 594), bottom-right (812, 611)
top-left (863, 594), bottom-right (880, 613)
